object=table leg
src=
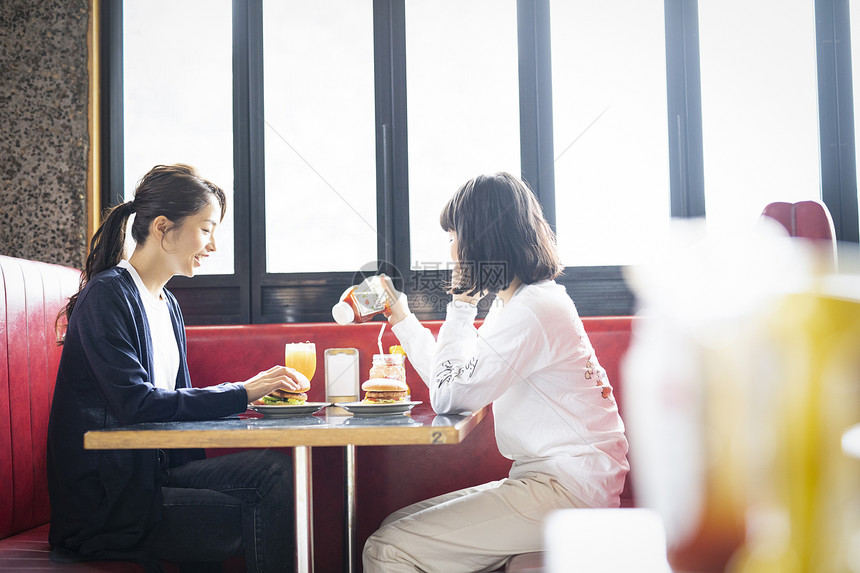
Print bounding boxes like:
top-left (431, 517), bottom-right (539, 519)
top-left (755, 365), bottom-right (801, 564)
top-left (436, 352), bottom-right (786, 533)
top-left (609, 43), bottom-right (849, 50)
top-left (344, 444), bottom-right (357, 573)
top-left (294, 445), bottom-right (314, 573)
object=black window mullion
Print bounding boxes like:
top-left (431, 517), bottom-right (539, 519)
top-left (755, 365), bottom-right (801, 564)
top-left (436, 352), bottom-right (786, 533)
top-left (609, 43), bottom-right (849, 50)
top-left (373, 0), bottom-right (410, 289)
top-left (517, 0), bottom-right (556, 227)
top-left (100, 0), bottom-right (123, 209)
top-left (816, 0), bottom-right (859, 243)
top-left (664, 0), bottom-right (705, 218)
top-left (240, 0), bottom-right (267, 323)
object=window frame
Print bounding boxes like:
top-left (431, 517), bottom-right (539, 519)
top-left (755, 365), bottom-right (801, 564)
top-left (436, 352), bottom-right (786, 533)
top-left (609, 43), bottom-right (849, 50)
top-left (818, 0), bottom-right (859, 243)
top-left (100, 0), bottom-right (859, 325)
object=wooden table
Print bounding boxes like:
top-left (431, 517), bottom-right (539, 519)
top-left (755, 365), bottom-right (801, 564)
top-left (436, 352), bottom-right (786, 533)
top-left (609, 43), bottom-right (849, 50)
top-left (84, 403), bottom-right (491, 573)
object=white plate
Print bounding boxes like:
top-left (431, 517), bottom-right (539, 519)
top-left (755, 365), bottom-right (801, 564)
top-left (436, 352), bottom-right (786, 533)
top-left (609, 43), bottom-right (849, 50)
top-left (337, 401), bottom-right (422, 416)
top-left (249, 402), bottom-right (330, 418)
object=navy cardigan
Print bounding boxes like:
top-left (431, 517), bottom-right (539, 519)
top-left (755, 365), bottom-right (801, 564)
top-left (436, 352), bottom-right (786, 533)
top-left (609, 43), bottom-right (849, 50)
top-left (47, 267), bottom-right (249, 558)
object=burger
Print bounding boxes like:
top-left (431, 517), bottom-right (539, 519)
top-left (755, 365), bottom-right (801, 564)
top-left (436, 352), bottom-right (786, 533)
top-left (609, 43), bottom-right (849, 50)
top-left (361, 378), bottom-right (409, 404)
top-left (254, 380), bottom-right (311, 406)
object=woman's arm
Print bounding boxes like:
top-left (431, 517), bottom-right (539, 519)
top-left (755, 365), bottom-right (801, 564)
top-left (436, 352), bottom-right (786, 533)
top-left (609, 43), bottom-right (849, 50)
top-left (428, 301), bottom-right (549, 414)
top-left (390, 313), bottom-right (440, 387)
top-left (380, 274), bottom-right (439, 387)
top-left (74, 282), bottom-right (296, 424)
top-left (385, 284), bottom-right (550, 413)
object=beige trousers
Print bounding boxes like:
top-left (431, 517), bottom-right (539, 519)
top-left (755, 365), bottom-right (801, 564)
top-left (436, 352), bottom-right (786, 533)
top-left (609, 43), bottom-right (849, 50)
top-left (362, 473), bottom-right (589, 573)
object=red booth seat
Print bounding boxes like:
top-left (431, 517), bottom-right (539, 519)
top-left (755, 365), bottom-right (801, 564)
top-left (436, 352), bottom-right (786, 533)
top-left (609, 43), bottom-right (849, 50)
top-left (0, 256), bottom-right (143, 571)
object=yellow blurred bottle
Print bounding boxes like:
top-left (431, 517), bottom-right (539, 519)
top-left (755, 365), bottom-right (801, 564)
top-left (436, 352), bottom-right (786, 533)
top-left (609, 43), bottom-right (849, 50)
top-left (732, 291), bottom-right (860, 573)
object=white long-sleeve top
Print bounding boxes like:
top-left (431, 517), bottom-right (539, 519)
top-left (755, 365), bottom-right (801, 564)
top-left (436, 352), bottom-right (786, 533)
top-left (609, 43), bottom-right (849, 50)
top-left (392, 280), bottom-right (629, 507)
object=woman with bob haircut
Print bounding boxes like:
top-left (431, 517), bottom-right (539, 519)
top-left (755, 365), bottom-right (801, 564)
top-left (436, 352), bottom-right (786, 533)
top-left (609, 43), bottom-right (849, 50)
top-left (363, 172), bottom-right (629, 572)
top-left (48, 164), bottom-right (300, 572)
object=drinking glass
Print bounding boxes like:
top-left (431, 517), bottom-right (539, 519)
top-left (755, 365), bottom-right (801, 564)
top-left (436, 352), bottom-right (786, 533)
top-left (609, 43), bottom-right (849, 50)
top-left (285, 342), bottom-right (316, 381)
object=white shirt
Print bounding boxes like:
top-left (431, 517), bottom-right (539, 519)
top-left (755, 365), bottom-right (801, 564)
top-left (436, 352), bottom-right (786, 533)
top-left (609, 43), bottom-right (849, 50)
top-left (392, 280), bottom-right (629, 507)
top-left (117, 259), bottom-right (179, 391)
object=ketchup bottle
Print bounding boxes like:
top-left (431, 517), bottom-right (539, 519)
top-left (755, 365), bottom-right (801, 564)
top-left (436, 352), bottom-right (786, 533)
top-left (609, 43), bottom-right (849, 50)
top-left (332, 275), bottom-right (390, 325)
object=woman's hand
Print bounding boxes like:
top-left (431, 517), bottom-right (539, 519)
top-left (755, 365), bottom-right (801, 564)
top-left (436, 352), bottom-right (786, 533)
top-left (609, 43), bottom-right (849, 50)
top-left (380, 274), bottom-right (410, 326)
top-left (242, 365), bottom-right (309, 403)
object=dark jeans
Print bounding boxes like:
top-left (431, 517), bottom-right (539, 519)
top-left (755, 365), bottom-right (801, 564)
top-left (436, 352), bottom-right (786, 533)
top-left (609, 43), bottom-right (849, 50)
top-left (146, 449), bottom-right (295, 573)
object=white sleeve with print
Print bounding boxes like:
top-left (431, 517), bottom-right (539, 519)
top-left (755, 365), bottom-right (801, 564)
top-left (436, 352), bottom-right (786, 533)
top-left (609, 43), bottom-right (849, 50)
top-left (429, 300), bottom-right (552, 414)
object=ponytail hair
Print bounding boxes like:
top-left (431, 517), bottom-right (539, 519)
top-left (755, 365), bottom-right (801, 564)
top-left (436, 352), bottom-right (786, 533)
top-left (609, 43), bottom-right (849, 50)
top-left (57, 164), bottom-right (226, 341)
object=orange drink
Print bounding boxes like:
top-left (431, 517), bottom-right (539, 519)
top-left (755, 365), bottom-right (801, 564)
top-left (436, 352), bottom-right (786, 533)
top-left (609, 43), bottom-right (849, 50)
top-left (285, 342), bottom-right (316, 381)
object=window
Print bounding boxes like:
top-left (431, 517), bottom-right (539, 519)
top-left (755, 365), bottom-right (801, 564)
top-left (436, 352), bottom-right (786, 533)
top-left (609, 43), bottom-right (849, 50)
top-left (107, 0), bottom-right (859, 325)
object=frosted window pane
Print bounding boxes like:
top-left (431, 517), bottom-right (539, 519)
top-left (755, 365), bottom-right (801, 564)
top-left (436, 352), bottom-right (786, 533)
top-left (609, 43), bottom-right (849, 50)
top-left (263, 0), bottom-right (377, 273)
top-left (406, 0), bottom-right (521, 269)
top-left (123, 0), bottom-right (234, 275)
top-left (551, 0), bottom-right (671, 267)
top-left (699, 0), bottom-right (820, 232)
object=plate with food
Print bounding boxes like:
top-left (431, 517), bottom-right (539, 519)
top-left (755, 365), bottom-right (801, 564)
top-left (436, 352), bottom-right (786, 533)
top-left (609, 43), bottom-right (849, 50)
top-left (250, 402), bottom-right (330, 418)
top-left (250, 380), bottom-right (328, 417)
top-left (337, 401), bottom-right (422, 416)
top-left (338, 378), bottom-right (421, 416)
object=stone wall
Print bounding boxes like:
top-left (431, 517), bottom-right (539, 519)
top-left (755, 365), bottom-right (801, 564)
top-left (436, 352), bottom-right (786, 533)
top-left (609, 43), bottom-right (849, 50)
top-left (0, 0), bottom-right (89, 269)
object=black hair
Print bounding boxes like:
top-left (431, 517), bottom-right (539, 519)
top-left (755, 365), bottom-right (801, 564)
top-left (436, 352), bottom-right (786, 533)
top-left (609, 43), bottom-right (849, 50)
top-left (57, 164), bottom-right (226, 338)
top-left (440, 172), bottom-right (562, 296)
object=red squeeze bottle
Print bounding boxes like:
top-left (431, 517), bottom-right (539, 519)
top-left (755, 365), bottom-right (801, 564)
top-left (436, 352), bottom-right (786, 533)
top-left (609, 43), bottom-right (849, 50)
top-left (332, 276), bottom-right (390, 325)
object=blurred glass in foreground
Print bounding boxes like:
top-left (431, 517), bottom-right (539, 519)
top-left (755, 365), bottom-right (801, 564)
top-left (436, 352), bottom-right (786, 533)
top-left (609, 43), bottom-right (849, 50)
top-left (622, 218), bottom-right (860, 572)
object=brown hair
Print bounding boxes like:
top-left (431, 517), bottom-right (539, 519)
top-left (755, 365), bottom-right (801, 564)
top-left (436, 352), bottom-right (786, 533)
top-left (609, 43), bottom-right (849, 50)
top-left (440, 172), bottom-right (562, 296)
top-left (57, 164), bottom-right (226, 339)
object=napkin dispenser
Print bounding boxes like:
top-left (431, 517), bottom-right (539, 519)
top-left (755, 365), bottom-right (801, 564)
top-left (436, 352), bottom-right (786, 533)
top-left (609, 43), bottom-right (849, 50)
top-left (324, 348), bottom-right (360, 406)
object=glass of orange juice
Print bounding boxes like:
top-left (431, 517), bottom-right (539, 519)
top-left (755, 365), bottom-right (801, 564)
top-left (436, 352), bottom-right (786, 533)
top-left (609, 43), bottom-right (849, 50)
top-left (285, 342), bottom-right (316, 381)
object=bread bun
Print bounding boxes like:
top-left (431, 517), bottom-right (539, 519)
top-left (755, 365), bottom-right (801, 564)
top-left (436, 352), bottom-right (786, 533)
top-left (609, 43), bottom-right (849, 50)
top-left (362, 378), bottom-right (407, 392)
top-left (270, 388), bottom-right (309, 400)
top-left (361, 378), bottom-right (408, 403)
top-left (275, 378), bottom-right (311, 394)
top-left (253, 385), bottom-right (310, 406)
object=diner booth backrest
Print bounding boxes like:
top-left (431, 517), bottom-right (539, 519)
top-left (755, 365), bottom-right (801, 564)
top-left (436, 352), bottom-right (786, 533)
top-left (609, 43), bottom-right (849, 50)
top-left (761, 200), bottom-right (838, 266)
top-left (0, 255), bottom-right (79, 541)
top-left (761, 200), bottom-right (836, 242)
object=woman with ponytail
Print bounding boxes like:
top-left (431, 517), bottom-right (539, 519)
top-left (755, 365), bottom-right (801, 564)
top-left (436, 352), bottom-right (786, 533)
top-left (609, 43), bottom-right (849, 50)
top-left (48, 164), bottom-right (297, 572)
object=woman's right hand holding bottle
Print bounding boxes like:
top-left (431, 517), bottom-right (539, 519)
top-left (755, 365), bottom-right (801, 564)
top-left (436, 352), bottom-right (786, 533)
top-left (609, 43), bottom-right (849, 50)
top-left (380, 274), bottom-right (410, 326)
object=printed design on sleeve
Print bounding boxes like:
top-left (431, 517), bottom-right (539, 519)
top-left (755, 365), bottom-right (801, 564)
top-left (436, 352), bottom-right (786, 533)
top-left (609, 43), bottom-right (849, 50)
top-left (435, 360), bottom-right (462, 388)
top-left (585, 358), bottom-right (614, 402)
top-left (464, 357), bottom-right (478, 378)
top-left (434, 357), bottom-right (479, 388)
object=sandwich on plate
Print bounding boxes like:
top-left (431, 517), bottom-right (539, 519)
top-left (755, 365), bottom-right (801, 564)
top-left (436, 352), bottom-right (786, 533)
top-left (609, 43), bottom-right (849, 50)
top-left (361, 378), bottom-right (409, 404)
top-left (254, 380), bottom-right (311, 406)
